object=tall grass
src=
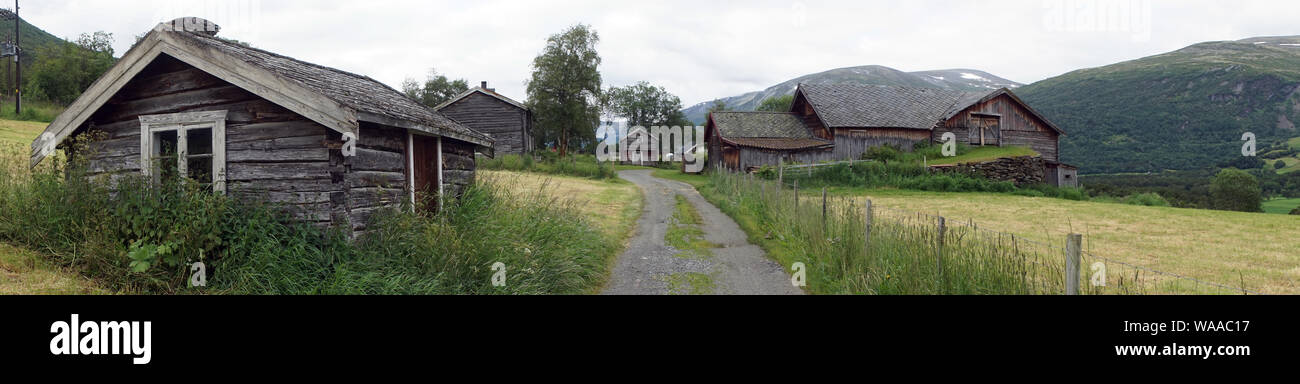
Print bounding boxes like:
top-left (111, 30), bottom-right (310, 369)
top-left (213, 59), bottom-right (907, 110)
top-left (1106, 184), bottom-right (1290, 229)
top-left (0, 100), bottom-right (64, 123)
top-left (701, 171), bottom-right (1074, 295)
top-left (478, 153), bottom-right (617, 180)
top-left (0, 141), bottom-right (615, 294)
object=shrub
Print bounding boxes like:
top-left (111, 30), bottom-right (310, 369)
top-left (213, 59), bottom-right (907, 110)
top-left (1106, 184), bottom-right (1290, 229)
top-left (1123, 192), bottom-right (1171, 207)
top-left (1276, 160), bottom-right (1287, 170)
top-left (1291, 206), bottom-right (1300, 215)
top-left (862, 144), bottom-right (902, 163)
top-left (1210, 168), bottom-right (1263, 212)
top-left (1057, 187), bottom-right (1088, 201)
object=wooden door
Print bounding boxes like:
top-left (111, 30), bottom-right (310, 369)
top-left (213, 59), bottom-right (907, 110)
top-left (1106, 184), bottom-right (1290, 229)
top-left (410, 135), bottom-right (440, 213)
top-left (983, 117), bottom-right (1002, 146)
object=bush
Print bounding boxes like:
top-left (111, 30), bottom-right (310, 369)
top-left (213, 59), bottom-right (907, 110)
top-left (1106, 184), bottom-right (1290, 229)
top-left (1123, 192), bottom-right (1171, 207)
top-left (1057, 187), bottom-right (1088, 201)
top-left (862, 144), bottom-right (902, 163)
top-left (1291, 206), bottom-right (1300, 215)
top-left (1276, 160), bottom-right (1287, 170)
top-left (1210, 168), bottom-right (1263, 212)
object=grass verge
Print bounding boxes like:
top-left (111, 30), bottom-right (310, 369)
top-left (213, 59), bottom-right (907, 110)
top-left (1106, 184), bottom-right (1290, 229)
top-left (666, 272), bottom-right (716, 295)
top-left (695, 171), bottom-right (1073, 295)
top-left (666, 195), bottom-right (715, 260)
top-left (0, 242), bottom-right (111, 295)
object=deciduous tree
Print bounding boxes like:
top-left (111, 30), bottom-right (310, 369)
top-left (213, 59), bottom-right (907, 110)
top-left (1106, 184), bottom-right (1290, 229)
top-left (1210, 168), bottom-right (1263, 212)
top-left (525, 24), bottom-right (603, 157)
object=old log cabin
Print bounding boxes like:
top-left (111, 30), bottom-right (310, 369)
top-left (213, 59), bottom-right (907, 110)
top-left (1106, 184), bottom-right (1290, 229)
top-left (435, 82), bottom-right (533, 155)
top-left (706, 83), bottom-right (1075, 186)
top-left (28, 18), bottom-right (494, 233)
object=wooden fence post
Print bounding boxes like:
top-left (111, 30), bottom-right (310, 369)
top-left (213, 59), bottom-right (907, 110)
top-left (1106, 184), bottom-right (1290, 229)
top-left (937, 216), bottom-right (946, 278)
top-left (1066, 233), bottom-right (1082, 295)
top-left (864, 199), bottom-right (873, 247)
top-left (778, 158), bottom-right (784, 185)
top-left (821, 187), bottom-right (828, 229)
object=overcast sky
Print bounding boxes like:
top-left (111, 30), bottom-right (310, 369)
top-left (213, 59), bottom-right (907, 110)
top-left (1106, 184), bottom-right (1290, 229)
top-left (19, 0), bottom-right (1300, 108)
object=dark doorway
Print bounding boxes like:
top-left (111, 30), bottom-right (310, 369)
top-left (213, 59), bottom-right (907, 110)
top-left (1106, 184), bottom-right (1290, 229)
top-left (410, 134), bottom-right (440, 213)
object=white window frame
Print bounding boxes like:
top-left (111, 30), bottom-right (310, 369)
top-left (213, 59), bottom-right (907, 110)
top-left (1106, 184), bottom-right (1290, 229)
top-left (139, 110), bottom-right (228, 193)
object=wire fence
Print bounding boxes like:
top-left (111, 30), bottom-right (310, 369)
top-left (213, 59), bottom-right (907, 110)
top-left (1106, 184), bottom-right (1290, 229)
top-left (727, 170), bottom-right (1260, 295)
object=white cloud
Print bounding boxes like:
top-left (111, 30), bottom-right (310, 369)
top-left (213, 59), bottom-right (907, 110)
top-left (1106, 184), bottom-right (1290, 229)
top-left (18, 0), bottom-right (1300, 107)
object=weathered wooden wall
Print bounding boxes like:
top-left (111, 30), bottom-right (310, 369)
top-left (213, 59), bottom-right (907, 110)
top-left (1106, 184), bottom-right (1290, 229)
top-left (719, 146), bottom-right (834, 172)
top-left (349, 123), bottom-right (408, 232)
top-left (832, 128), bottom-right (929, 159)
top-left (77, 54), bottom-right (339, 225)
top-left (441, 138), bottom-right (477, 199)
top-left (938, 94), bottom-right (1060, 162)
top-left (792, 92), bottom-right (832, 140)
top-left (439, 92), bottom-right (531, 154)
top-left (1046, 164), bottom-right (1079, 188)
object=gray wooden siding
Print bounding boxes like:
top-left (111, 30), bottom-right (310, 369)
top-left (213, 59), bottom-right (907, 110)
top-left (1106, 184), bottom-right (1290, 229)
top-left (70, 54), bottom-right (481, 234)
top-left (832, 128), bottom-right (929, 160)
top-left (441, 138), bottom-right (477, 199)
top-left (78, 54), bottom-right (339, 225)
top-left (348, 123), bottom-right (408, 232)
top-left (439, 92), bottom-right (530, 154)
top-left (939, 94), bottom-right (1060, 163)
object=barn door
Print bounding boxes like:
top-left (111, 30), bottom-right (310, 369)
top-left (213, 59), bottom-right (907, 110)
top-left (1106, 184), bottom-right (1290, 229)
top-left (969, 116), bottom-right (1002, 146)
top-left (983, 117), bottom-right (1002, 146)
top-left (409, 134), bottom-right (440, 213)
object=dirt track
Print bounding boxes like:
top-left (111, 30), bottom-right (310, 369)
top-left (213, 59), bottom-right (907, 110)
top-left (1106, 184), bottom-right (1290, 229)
top-left (601, 170), bottom-right (803, 295)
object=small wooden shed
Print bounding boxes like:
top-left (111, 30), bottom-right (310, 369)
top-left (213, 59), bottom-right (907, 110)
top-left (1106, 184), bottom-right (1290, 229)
top-left (435, 82), bottom-right (533, 155)
top-left (28, 18), bottom-right (494, 233)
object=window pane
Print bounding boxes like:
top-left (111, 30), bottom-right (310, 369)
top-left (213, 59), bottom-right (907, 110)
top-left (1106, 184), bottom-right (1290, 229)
top-left (187, 156), bottom-right (214, 190)
top-left (187, 128), bottom-right (212, 156)
top-left (154, 131), bottom-right (179, 181)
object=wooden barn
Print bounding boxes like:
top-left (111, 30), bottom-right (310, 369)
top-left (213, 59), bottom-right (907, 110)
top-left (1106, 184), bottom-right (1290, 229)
top-left (705, 112), bottom-right (833, 172)
top-left (28, 18), bottom-right (494, 233)
top-left (706, 83), bottom-right (1076, 186)
top-left (435, 82), bottom-right (533, 155)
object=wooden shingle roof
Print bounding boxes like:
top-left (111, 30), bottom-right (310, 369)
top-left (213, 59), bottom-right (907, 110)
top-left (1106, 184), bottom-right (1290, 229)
top-left (799, 83), bottom-right (984, 129)
top-left (710, 112), bottom-right (831, 150)
top-left (174, 31), bottom-right (494, 146)
top-left (434, 87), bottom-right (528, 111)
top-left (798, 83), bottom-right (1064, 134)
top-left (31, 20), bottom-right (494, 167)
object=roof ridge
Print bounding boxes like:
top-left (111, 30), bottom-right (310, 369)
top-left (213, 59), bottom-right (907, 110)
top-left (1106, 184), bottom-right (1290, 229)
top-left (182, 31), bottom-right (378, 85)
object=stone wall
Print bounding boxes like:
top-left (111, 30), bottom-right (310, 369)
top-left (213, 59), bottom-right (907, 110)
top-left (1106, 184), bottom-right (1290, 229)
top-left (931, 156), bottom-right (1044, 185)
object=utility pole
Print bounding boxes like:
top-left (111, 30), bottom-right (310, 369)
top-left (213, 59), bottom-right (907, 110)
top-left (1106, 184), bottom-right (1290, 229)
top-left (12, 0), bottom-right (17, 115)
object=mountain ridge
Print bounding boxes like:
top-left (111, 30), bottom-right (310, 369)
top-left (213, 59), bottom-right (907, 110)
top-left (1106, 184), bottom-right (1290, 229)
top-left (1017, 35), bottom-right (1300, 174)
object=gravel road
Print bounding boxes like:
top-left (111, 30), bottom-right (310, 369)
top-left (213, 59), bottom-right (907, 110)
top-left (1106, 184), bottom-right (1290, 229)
top-left (601, 170), bottom-right (803, 295)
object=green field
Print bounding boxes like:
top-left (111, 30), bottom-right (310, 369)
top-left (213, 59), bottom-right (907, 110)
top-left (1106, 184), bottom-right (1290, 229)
top-left (927, 145), bottom-right (1038, 166)
top-left (0, 118), bottom-right (46, 146)
top-left (817, 187), bottom-right (1299, 294)
top-left (1263, 198), bottom-right (1300, 214)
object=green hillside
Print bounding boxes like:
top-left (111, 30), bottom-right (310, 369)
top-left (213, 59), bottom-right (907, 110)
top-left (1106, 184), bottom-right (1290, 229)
top-left (0, 10), bottom-right (69, 97)
top-left (1019, 36), bottom-right (1300, 174)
